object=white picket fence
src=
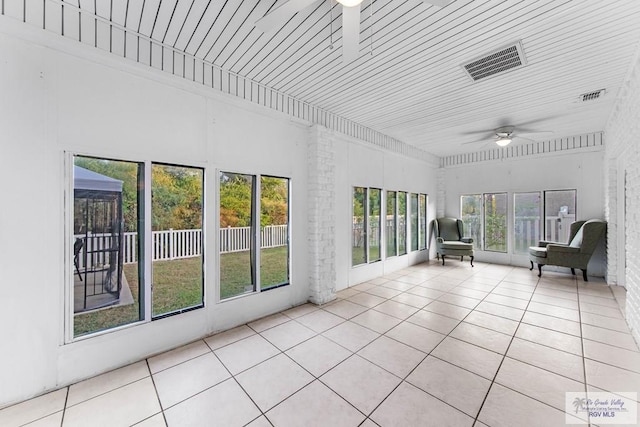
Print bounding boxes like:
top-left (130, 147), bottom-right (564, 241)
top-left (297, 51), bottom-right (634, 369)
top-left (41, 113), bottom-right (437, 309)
top-left (219, 225), bottom-right (289, 254)
top-left (75, 225), bottom-right (288, 267)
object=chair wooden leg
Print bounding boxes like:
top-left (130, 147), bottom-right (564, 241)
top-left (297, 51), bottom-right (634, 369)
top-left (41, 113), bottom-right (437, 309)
top-left (571, 268), bottom-right (576, 275)
top-left (529, 261), bottom-right (534, 271)
top-left (441, 255), bottom-right (446, 266)
top-left (582, 269), bottom-right (588, 281)
top-left (537, 264), bottom-right (543, 277)
top-left (470, 256), bottom-right (474, 267)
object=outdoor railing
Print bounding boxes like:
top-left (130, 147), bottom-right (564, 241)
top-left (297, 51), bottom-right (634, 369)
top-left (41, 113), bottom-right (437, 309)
top-left (461, 215), bottom-right (576, 252)
top-left (75, 225), bottom-right (288, 267)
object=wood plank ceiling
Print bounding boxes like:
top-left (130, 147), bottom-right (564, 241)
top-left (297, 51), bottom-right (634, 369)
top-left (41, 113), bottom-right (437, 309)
top-left (49, 0), bottom-right (640, 156)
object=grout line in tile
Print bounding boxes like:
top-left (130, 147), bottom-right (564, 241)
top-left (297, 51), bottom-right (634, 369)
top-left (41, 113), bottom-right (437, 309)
top-left (145, 359), bottom-right (168, 425)
top-left (510, 336), bottom-right (582, 358)
top-left (365, 268), bottom-right (510, 422)
top-left (500, 352), bottom-right (585, 385)
top-left (64, 368), bottom-right (152, 410)
top-left (582, 335), bottom-right (640, 353)
top-left (471, 273), bottom-right (543, 425)
top-left (475, 278), bottom-right (591, 424)
top-left (316, 365), bottom-right (387, 419)
top-left (147, 341), bottom-right (213, 375)
top-left (582, 283), bottom-right (627, 427)
top-left (34, 264), bottom-right (626, 427)
top-left (203, 339), bottom-right (272, 422)
top-left (524, 308), bottom-right (580, 323)
top-left (59, 387), bottom-right (69, 427)
top-left (579, 307), bottom-right (626, 321)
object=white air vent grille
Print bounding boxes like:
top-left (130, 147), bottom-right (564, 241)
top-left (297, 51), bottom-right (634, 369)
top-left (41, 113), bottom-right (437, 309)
top-left (462, 41), bottom-right (527, 82)
top-left (579, 89), bottom-right (606, 102)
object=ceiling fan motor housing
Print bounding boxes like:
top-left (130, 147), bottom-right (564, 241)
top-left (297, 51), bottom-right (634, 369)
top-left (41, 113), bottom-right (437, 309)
top-left (495, 126), bottom-right (515, 138)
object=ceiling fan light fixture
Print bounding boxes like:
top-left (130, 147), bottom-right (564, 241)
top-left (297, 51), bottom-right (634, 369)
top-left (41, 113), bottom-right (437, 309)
top-left (336, 0), bottom-right (364, 7)
top-left (496, 137), bottom-right (512, 147)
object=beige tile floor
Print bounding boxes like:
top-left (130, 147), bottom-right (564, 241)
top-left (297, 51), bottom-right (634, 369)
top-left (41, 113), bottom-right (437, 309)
top-left (2, 261), bottom-right (639, 427)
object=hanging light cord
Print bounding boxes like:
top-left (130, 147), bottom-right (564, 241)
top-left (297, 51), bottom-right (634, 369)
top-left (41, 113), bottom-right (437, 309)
top-left (370, 0), bottom-right (373, 55)
top-left (329, 0), bottom-right (334, 50)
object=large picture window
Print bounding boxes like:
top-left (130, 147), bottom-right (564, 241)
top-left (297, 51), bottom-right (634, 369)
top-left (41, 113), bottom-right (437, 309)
top-left (419, 194), bottom-right (428, 250)
top-left (461, 189), bottom-right (577, 255)
top-left (220, 173), bottom-right (256, 299)
top-left (260, 176), bottom-right (290, 290)
top-left (514, 192), bottom-right (541, 254)
top-left (151, 163), bottom-right (204, 318)
top-left (386, 191), bottom-right (397, 258)
top-left (71, 156), bottom-right (205, 337)
top-left (544, 190), bottom-right (577, 243)
top-left (461, 192), bottom-right (508, 252)
top-left (369, 189), bottom-right (382, 262)
top-left (461, 194), bottom-right (482, 250)
top-left (352, 187), bottom-right (382, 266)
top-left (484, 193), bottom-right (508, 252)
top-left (398, 192), bottom-right (407, 255)
top-left (73, 156), bottom-right (143, 337)
top-left (410, 193), bottom-right (419, 251)
top-left (219, 172), bottom-right (290, 299)
top-left (352, 187), bottom-right (367, 266)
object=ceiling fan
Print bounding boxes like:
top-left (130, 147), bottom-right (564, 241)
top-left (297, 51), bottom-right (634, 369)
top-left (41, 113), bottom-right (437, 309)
top-left (463, 125), bottom-right (554, 147)
top-left (255, 0), bottom-right (454, 63)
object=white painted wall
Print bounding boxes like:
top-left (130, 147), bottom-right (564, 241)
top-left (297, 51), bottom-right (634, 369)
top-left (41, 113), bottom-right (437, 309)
top-left (0, 20), bottom-right (440, 406)
top-left (442, 149), bottom-right (606, 275)
top-left (337, 139), bottom-right (438, 288)
top-left (0, 28), bottom-right (314, 406)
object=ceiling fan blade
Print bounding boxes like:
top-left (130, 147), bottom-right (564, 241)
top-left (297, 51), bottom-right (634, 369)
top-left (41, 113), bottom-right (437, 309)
top-left (462, 138), bottom-right (493, 146)
top-left (421, 0), bottom-right (454, 7)
top-left (342, 4), bottom-right (361, 63)
top-left (517, 129), bottom-right (553, 135)
top-left (255, 0), bottom-right (318, 32)
top-left (513, 116), bottom-right (557, 127)
top-left (514, 136), bottom-right (535, 143)
top-left (459, 129), bottom-right (495, 136)
top-left (461, 131), bottom-right (495, 141)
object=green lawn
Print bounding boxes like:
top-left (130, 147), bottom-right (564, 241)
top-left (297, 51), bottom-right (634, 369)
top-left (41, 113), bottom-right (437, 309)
top-left (220, 246), bottom-right (289, 299)
top-left (352, 245), bottom-right (381, 266)
top-left (74, 264), bottom-right (141, 337)
top-left (74, 247), bottom-right (288, 336)
top-left (152, 257), bottom-right (203, 316)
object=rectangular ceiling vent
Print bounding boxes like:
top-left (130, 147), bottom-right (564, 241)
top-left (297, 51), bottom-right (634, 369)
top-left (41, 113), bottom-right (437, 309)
top-left (578, 89), bottom-right (606, 102)
top-left (462, 41), bottom-right (527, 82)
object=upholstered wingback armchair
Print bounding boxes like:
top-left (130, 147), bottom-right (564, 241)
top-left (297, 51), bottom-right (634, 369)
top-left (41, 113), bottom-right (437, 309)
top-left (528, 219), bottom-right (606, 281)
top-left (434, 218), bottom-right (474, 266)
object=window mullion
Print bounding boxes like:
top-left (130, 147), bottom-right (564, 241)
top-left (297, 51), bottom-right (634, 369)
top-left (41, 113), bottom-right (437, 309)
top-left (482, 194), bottom-right (486, 251)
top-left (381, 191), bottom-right (386, 260)
top-left (143, 161), bottom-right (152, 322)
top-left (396, 192), bottom-right (400, 255)
top-left (365, 188), bottom-right (370, 264)
top-left (255, 175), bottom-right (261, 292)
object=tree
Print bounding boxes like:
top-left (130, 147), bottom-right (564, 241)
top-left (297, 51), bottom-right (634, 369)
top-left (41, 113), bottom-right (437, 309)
top-left (260, 177), bottom-right (288, 227)
top-left (75, 157), bottom-right (139, 232)
top-left (219, 173), bottom-right (253, 227)
top-left (75, 158), bottom-right (204, 232)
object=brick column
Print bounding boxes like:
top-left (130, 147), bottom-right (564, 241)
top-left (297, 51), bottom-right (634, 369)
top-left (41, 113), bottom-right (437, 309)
top-left (307, 126), bottom-right (337, 305)
top-left (436, 168), bottom-right (446, 218)
top-left (604, 45), bottom-right (640, 343)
